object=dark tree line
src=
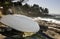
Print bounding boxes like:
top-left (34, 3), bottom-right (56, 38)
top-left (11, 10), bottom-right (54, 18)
top-left (22, 4), bottom-right (49, 16)
top-left (0, 0), bottom-right (25, 15)
top-left (0, 0), bottom-right (49, 16)
top-left (0, 0), bottom-right (27, 7)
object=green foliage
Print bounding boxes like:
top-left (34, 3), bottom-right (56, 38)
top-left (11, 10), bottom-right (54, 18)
top-left (21, 4), bottom-right (49, 16)
top-left (0, 0), bottom-right (49, 16)
top-left (44, 8), bottom-right (49, 13)
top-left (23, 3), bottom-right (30, 9)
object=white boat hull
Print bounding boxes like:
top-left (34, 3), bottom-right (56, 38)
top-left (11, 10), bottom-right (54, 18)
top-left (0, 15), bottom-right (40, 33)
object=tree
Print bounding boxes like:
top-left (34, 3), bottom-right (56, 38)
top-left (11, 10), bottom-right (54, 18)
top-left (12, 0), bottom-right (28, 6)
top-left (32, 4), bottom-right (39, 8)
top-left (0, 0), bottom-right (13, 15)
top-left (0, 0), bottom-right (28, 15)
top-left (40, 7), bottom-right (44, 13)
top-left (23, 3), bottom-right (30, 8)
top-left (32, 4), bottom-right (40, 12)
top-left (0, 0), bottom-right (12, 6)
top-left (12, 0), bottom-right (25, 6)
top-left (44, 8), bottom-right (49, 14)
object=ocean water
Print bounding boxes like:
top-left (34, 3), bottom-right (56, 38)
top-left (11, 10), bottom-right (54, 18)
top-left (33, 16), bottom-right (60, 24)
top-left (54, 16), bottom-right (60, 20)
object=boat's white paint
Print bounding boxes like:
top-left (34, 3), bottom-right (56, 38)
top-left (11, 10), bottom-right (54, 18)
top-left (0, 14), bottom-right (40, 33)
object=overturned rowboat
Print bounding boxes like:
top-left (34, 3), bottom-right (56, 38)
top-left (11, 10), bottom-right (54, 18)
top-left (0, 14), bottom-right (40, 37)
